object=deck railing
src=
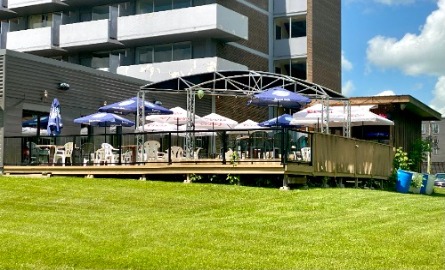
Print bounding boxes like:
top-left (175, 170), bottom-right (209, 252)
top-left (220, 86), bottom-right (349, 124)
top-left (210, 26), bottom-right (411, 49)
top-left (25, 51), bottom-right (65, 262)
top-left (3, 128), bottom-right (313, 166)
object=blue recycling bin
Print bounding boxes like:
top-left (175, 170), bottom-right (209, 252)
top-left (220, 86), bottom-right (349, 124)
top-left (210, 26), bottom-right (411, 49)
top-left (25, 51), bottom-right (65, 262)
top-left (396, 169), bottom-right (413, 193)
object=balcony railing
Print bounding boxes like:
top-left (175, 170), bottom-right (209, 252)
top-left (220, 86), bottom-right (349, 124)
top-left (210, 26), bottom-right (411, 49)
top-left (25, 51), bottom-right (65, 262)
top-left (274, 36), bottom-right (307, 59)
top-left (117, 4), bottom-right (248, 45)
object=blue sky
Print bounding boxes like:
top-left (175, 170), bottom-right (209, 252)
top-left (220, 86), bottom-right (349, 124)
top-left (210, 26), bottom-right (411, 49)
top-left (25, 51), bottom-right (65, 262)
top-left (341, 0), bottom-right (445, 115)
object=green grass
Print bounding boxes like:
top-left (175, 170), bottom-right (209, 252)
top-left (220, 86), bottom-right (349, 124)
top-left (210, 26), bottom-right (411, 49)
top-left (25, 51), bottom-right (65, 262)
top-left (0, 177), bottom-right (444, 270)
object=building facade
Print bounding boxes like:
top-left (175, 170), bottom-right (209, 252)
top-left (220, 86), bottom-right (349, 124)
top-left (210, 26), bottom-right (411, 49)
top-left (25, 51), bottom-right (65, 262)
top-left (422, 119), bottom-right (445, 174)
top-left (0, 0), bottom-right (341, 92)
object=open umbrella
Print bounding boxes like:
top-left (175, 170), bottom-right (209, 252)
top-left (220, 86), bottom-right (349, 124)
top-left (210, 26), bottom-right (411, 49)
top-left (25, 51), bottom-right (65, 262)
top-left (290, 104), bottom-right (394, 127)
top-left (259, 114), bottom-right (296, 127)
top-left (146, 106), bottom-right (200, 125)
top-left (74, 112), bottom-right (135, 127)
top-left (228, 119), bottom-right (265, 134)
top-left (136, 121), bottom-right (178, 132)
top-left (98, 97), bottom-right (173, 115)
top-left (194, 113), bottom-right (238, 130)
top-left (248, 87), bottom-right (311, 109)
top-left (47, 98), bottom-right (63, 136)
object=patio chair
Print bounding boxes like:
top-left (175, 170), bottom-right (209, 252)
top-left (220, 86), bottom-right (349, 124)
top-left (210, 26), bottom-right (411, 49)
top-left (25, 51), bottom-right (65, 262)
top-left (80, 143), bottom-right (95, 166)
top-left (164, 146), bottom-right (183, 162)
top-left (26, 142), bottom-right (50, 164)
top-left (144, 140), bottom-right (161, 161)
top-left (94, 143), bottom-right (120, 165)
top-left (301, 147), bottom-right (311, 162)
top-left (53, 142), bottom-right (74, 165)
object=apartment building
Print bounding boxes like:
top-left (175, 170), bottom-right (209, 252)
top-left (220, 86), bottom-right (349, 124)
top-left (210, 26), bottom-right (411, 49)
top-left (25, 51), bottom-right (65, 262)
top-left (422, 119), bottom-right (445, 173)
top-left (0, 0), bottom-right (341, 92)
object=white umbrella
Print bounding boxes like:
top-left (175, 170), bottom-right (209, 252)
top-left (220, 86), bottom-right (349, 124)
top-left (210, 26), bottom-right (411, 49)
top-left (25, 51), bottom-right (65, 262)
top-left (228, 119), bottom-right (265, 134)
top-left (136, 122), bottom-right (178, 132)
top-left (194, 113), bottom-right (238, 130)
top-left (177, 124), bottom-right (215, 137)
top-left (146, 106), bottom-right (200, 125)
top-left (290, 104), bottom-right (393, 126)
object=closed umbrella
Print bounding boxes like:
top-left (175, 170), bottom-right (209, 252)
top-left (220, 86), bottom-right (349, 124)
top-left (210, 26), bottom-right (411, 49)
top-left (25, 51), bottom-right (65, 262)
top-left (47, 98), bottom-right (63, 136)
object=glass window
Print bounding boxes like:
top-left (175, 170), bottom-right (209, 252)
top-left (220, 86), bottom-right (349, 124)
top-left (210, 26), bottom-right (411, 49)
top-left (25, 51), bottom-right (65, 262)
top-left (92, 5), bottom-right (109, 20)
top-left (136, 46), bottom-right (154, 64)
top-left (173, 42), bottom-right (191, 61)
top-left (154, 0), bottom-right (172, 12)
top-left (291, 19), bottom-right (306, 38)
top-left (27, 14), bottom-right (53, 29)
top-left (173, 0), bottom-right (191, 9)
top-left (154, 44), bottom-right (172, 62)
top-left (421, 123), bottom-right (426, 134)
top-left (136, 0), bottom-right (154, 14)
top-left (432, 123), bottom-right (439, 134)
top-left (80, 53), bottom-right (110, 69)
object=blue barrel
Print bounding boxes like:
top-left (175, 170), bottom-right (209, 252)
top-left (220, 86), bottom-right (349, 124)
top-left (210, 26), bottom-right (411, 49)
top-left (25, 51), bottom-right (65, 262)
top-left (420, 174), bottom-right (428, 194)
top-left (396, 169), bottom-right (413, 193)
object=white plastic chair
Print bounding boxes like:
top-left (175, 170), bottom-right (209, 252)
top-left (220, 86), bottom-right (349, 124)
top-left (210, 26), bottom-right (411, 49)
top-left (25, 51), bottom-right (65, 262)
top-left (53, 142), bottom-right (74, 165)
top-left (93, 143), bottom-right (120, 165)
top-left (144, 140), bottom-right (161, 161)
top-left (301, 147), bottom-right (311, 162)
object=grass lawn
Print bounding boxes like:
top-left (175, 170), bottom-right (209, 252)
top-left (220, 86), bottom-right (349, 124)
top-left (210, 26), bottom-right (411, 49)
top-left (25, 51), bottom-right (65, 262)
top-left (0, 176), bottom-right (444, 270)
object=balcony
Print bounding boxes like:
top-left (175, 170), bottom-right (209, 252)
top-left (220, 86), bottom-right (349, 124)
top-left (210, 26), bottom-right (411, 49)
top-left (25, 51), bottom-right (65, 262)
top-left (59, 19), bottom-right (121, 51)
top-left (0, 0), bottom-right (16, 19)
top-left (274, 36), bottom-right (307, 59)
top-left (274, 0), bottom-right (307, 16)
top-left (6, 27), bottom-right (61, 54)
top-left (118, 4), bottom-right (248, 46)
top-left (7, 0), bottom-right (67, 14)
top-left (116, 57), bottom-right (248, 82)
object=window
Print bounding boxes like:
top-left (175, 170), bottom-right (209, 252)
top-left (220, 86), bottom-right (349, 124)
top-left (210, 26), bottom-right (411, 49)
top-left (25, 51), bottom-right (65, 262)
top-left (172, 42), bottom-right (191, 61)
top-left (290, 19), bottom-right (306, 38)
top-left (173, 0), bottom-right (191, 9)
top-left (27, 14), bottom-right (53, 29)
top-left (80, 52), bottom-right (110, 69)
top-left (136, 42), bottom-right (192, 64)
top-left (136, 0), bottom-right (154, 14)
top-left (136, 46), bottom-right (154, 64)
top-left (432, 123), bottom-right (439, 134)
top-left (421, 123), bottom-right (426, 134)
top-left (275, 17), bottom-right (306, 40)
top-left (154, 0), bottom-right (172, 12)
top-left (92, 5), bottom-right (110, 20)
top-left (154, 44), bottom-right (172, 62)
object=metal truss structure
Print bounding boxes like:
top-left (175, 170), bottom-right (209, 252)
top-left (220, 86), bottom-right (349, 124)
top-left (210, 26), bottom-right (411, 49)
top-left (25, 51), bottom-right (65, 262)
top-left (137, 71), bottom-right (348, 159)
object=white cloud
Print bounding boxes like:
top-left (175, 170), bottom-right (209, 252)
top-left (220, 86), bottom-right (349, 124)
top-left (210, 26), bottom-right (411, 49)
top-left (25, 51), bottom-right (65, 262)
top-left (375, 90), bottom-right (397, 96)
top-left (342, 80), bottom-right (355, 96)
top-left (366, 0), bottom-right (445, 113)
top-left (342, 51), bottom-right (353, 71)
top-left (374, 0), bottom-right (415, 5)
top-left (429, 76), bottom-right (445, 115)
top-left (367, 0), bottom-right (445, 76)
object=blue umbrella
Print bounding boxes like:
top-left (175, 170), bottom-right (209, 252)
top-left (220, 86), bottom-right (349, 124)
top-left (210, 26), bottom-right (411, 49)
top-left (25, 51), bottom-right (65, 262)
top-left (248, 87), bottom-right (310, 109)
top-left (259, 114), bottom-right (296, 127)
top-left (74, 112), bottom-right (135, 127)
top-left (98, 97), bottom-right (173, 115)
top-left (47, 98), bottom-right (63, 136)
top-left (22, 116), bottom-right (49, 127)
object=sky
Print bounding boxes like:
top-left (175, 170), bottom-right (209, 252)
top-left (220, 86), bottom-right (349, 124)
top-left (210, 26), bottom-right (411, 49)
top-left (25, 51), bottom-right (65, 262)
top-left (341, 0), bottom-right (445, 115)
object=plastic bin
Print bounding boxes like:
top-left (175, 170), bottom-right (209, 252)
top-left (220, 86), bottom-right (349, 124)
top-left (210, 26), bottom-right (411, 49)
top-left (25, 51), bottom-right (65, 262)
top-left (420, 174), bottom-right (435, 195)
top-left (396, 169), bottom-right (413, 193)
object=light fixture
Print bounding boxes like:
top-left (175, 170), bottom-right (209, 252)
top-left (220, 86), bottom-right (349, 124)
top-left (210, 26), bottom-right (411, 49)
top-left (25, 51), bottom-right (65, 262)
top-left (154, 100), bottom-right (162, 106)
top-left (58, 82), bottom-right (70, 90)
top-left (103, 101), bottom-right (107, 106)
top-left (41, 90), bottom-right (48, 101)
